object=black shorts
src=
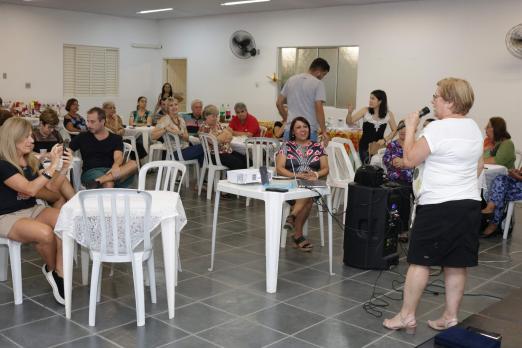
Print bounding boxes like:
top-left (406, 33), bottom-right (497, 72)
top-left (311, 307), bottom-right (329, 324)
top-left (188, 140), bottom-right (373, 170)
top-left (407, 199), bottom-right (481, 267)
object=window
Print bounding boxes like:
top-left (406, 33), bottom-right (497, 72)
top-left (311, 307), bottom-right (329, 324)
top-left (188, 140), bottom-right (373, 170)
top-left (278, 46), bottom-right (359, 108)
top-left (63, 44), bottom-right (119, 96)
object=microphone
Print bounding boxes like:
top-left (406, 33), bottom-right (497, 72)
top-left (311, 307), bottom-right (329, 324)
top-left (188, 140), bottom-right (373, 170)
top-left (396, 106), bottom-right (430, 131)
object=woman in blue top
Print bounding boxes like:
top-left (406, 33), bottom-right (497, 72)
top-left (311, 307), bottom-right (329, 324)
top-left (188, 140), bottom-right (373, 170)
top-left (129, 96), bottom-right (152, 127)
top-left (63, 98), bottom-right (87, 134)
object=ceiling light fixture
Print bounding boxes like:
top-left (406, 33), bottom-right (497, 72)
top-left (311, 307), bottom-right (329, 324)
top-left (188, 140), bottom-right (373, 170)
top-left (221, 0), bottom-right (270, 6)
top-left (137, 8), bottom-right (173, 14)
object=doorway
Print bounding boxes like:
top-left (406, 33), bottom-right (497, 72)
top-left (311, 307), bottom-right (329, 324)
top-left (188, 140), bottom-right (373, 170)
top-left (164, 58), bottom-right (187, 112)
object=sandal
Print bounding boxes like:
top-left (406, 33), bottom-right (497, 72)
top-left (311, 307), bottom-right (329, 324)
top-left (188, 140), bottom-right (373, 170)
top-left (292, 235), bottom-right (313, 252)
top-left (383, 313), bottom-right (417, 334)
top-left (427, 317), bottom-right (458, 331)
top-left (284, 215), bottom-right (295, 233)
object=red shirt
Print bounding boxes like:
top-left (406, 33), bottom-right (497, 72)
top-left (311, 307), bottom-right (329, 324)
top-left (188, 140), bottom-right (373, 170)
top-left (228, 113), bottom-right (260, 137)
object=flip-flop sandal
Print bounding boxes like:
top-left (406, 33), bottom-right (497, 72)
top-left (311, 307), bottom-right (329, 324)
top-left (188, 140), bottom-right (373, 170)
top-left (292, 235), bottom-right (313, 252)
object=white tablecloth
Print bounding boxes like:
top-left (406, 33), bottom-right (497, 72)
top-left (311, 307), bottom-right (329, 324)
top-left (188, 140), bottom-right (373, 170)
top-left (189, 135), bottom-right (248, 155)
top-left (55, 190), bottom-right (186, 244)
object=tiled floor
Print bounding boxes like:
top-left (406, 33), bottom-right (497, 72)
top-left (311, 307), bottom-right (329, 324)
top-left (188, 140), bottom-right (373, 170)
top-left (1, 180), bottom-right (521, 347)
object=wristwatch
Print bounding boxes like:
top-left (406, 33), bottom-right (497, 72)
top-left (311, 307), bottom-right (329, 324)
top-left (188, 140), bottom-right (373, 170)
top-left (42, 171), bottom-right (53, 180)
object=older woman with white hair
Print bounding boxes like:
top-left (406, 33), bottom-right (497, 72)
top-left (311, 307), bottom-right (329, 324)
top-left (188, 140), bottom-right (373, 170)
top-left (0, 117), bottom-right (74, 305)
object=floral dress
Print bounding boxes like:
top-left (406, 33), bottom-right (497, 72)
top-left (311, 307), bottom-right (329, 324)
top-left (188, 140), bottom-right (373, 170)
top-left (382, 140), bottom-right (413, 183)
top-left (278, 141), bottom-right (326, 173)
top-left (198, 123), bottom-right (232, 154)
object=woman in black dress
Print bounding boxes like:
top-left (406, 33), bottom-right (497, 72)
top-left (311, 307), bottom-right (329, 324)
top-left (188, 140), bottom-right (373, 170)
top-left (346, 90), bottom-right (397, 164)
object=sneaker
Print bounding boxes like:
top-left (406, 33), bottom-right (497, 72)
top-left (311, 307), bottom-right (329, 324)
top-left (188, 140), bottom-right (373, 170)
top-left (42, 264), bottom-right (65, 305)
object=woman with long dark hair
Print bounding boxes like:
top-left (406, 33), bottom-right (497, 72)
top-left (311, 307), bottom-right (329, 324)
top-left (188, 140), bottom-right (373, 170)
top-left (346, 90), bottom-right (397, 163)
top-left (483, 116), bottom-right (515, 169)
top-left (153, 83), bottom-right (174, 115)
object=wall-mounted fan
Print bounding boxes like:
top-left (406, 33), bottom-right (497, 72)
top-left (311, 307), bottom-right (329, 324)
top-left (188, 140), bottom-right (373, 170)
top-left (230, 30), bottom-right (259, 59)
top-left (506, 24), bottom-right (522, 59)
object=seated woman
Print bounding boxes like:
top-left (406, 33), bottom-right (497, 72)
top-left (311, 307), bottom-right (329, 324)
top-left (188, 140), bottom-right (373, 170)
top-left (481, 167), bottom-right (522, 237)
top-left (198, 105), bottom-right (247, 170)
top-left (151, 97), bottom-right (204, 165)
top-left (0, 109), bottom-right (13, 127)
top-left (103, 101), bottom-right (147, 160)
top-left (0, 117), bottom-right (73, 305)
top-left (273, 121), bottom-right (285, 139)
top-left (483, 117), bottom-right (515, 169)
top-left (63, 98), bottom-right (87, 134)
top-left (276, 116), bottom-right (329, 251)
top-left (382, 120), bottom-right (414, 242)
top-left (129, 96), bottom-right (152, 127)
top-left (32, 109), bottom-right (64, 153)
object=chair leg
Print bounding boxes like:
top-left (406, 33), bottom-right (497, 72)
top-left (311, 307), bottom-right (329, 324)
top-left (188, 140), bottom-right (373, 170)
top-left (81, 247), bottom-right (89, 286)
top-left (318, 209), bottom-right (325, 247)
top-left (280, 204), bottom-right (291, 248)
top-left (184, 166), bottom-right (190, 189)
top-left (97, 266), bottom-right (102, 303)
top-left (8, 241), bottom-right (23, 305)
top-left (147, 251), bottom-right (157, 304)
top-left (503, 201), bottom-right (515, 239)
top-left (343, 187), bottom-right (349, 226)
top-left (131, 257), bottom-right (146, 327)
top-left (207, 169), bottom-right (215, 200)
top-left (0, 245), bottom-right (8, 282)
top-left (195, 164), bottom-right (201, 193)
top-left (89, 259), bottom-right (102, 326)
top-left (198, 166), bottom-right (207, 196)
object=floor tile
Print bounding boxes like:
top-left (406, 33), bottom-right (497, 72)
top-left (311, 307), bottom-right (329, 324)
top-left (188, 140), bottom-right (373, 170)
top-left (206, 265), bottom-right (265, 287)
top-left (71, 299), bottom-right (139, 332)
top-left (0, 284), bottom-right (16, 306)
top-left (286, 290), bottom-right (359, 317)
top-left (198, 319), bottom-right (286, 348)
top-left (245, 279), bottom-right (313, 301)
top-left (162, 335), bottom-right (220, 348)
top-left (0, 334), bottom-right (20, 348)
top-left (335, 304), bottom-right (397, 335)
top-left (494, 270), bottom-right (522, 287)
top-left (322, 279), bottom-right (389, 302)
top-left (2, 315), bottom-right (89, 347)
top-left (116, 288), bottom-right (194, 315)
top-left (248, 303), bottom-right (325, 334)
top-left (203, 288), bottom-right (278, 316)
top-left (364, 336), bottom-right (415, 347)
top-left (295, 319), bottom-right (380, 348)
top-left (54, 335), bottom-right (120, 348)
top-left (213, 249), bottom-right (264, 266)
top-left (31, 285), bottom-right (108, 315)
top-left (99, 317), bottom-right (189, 348)
top-left (0, 299), bottom-right (55, 330)
top-left (181, 255), bottom-right (236, 276)
top-left (154, 302), bottom-right (236, 334)
top-left (281, 267), bottom-right (343, 289)
top-left (264, 337), bottom-right (319, 348)
top-left (470, 281), bottom-right (518, 299)
top-left (176, 276), bottom-right (234, 300)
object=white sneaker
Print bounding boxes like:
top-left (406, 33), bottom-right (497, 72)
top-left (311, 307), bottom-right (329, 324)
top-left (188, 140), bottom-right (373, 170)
top-left (42, 264), bottom-right (65, 305)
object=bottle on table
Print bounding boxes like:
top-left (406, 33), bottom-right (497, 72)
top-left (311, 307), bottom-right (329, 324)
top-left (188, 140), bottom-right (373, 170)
top-left (219, 104), bottom-right (225, 123)
top-left (225, 104), bottom-right (231, 121)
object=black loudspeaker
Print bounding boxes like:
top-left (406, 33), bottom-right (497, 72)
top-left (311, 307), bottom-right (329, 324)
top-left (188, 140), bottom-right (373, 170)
top-left (343, 182), bottom-right (409, 270)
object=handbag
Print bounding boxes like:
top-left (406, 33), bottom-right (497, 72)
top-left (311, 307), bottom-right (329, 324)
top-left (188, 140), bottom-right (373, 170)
top-left (368, 141), bottom-right (386, 156)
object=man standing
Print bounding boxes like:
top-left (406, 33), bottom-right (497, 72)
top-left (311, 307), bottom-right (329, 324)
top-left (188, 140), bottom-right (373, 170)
top-left (70, 107), bottom-right (137, 188)
top-left (276, 58), bottom-right (330, 142)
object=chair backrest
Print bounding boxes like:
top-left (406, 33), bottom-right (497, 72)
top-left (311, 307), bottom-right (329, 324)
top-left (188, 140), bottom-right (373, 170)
top-left (138, 161), bottom-right (186, 193)
top-left (332, 137), bottom-right (362, 170)
top-left (199, 133), bottom-right (224, 167)
top-left (259, 126), bottom-right (267, 137)
top-left (123, 142), bottom-right (133, 163)
top-left (326, 141), bottom-right (356, 183)
top-left (163, 133), bottom-right (185, 161)
top-left (245, 137), bottom-right (280, 169)
top-left (516, 149), bottom-right (522, 169)
top-left (78, 189), bottom-right (152, 259)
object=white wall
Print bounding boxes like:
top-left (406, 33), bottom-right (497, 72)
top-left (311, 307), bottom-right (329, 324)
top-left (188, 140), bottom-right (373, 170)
top-left (158, 0), bottom-right (522, 148)
top-left (0, 4), bottom-right (162, 120)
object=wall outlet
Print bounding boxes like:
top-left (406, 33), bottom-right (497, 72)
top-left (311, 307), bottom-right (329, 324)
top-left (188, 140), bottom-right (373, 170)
top-left (25, 82), bottom-right (31, 89)
top-left (2, 73), bottom-right (6, 79)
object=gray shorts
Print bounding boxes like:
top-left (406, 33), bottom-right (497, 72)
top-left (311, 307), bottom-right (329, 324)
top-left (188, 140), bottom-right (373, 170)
top-left (0, 205), bottom-right (47, 238)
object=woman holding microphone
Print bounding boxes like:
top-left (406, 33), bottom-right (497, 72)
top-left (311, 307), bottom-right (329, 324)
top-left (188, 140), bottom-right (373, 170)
top-left (383, 78), bottom-right (483, 333)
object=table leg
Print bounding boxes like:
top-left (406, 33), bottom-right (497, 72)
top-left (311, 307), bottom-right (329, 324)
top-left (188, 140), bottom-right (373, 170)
top-left (209, 190), bottom-right (221, 271)
top-left (63, 233), bottom-right (74, 319)
top-left (265, 196), bottom-right (283, 293)
top-left (161, 218), bottom-right (176, 319)
top-left (327, 193), bottom-right (335, 276)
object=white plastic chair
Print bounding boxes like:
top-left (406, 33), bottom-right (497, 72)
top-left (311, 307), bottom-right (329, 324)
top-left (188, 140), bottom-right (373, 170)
top-left (148, 142), bottom-right (167, 163)
top-left (139, 161), bottom-right (185, 276)
top-left (123, 142), bottom-right (139, 169)
top-left (326, 141), bottom-right (356, 223)
top-left (163, 133), bottom-right (200, 191)
top-left (78, 189), bottom-right (156, 327)
top-left (123, 135), bottom-right (140, 167)
top-left (198, 133), bottom-right (229, 200)
top-left (502, 149), bottom-right (522, 239)
top-left (0, 238), bottom-right (23, 304)
top-left (332, 137), bottom-right (362, 171)
top-left (259, 126), bottom-right (267, 137)
top-left (515, 149), bottom-right (522, 169)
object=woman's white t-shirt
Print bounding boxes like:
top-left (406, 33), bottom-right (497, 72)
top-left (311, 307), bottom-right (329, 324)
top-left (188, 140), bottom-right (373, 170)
top-left (414, 118), bottom-right (483, 205)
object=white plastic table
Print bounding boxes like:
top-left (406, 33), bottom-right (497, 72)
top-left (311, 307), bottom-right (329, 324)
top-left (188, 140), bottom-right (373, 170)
top-left (189, 135), bottom-right (249, 155)
top-left (125, 126), bottom-right (153, 151)
top-left (209, 180), bottom-right (334, 293)
top-left (54, 190), bottom-right (186, 320)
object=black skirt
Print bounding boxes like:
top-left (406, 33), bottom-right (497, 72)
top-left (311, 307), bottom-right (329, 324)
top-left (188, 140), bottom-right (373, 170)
top-left (407, 199), bottom-right (481, 267)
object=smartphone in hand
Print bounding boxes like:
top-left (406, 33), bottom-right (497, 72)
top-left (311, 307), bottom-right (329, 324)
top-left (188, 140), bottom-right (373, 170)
top-left (62, 139), bottom-right (70, 158)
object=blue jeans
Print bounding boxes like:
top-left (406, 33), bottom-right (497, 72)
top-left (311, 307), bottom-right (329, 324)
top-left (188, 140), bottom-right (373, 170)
top-left (488, 175), bottom-right (522, 224)
top-left (174, 144), bottom-right (204, 167)
top-left (283, 129), bottom-right (318, 142)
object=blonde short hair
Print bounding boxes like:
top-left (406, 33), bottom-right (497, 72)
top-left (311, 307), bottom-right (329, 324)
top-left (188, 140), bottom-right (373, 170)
top-left (437, 78), bottom-right (474, 115)
top-left (102, 101), bottom-right (115, 109)
top-left (203, 105), bottom-right (219, 118)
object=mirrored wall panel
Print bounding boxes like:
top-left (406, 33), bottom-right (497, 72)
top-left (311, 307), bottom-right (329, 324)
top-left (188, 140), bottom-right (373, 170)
top-left (278, 46), bottom-right (359, 108)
